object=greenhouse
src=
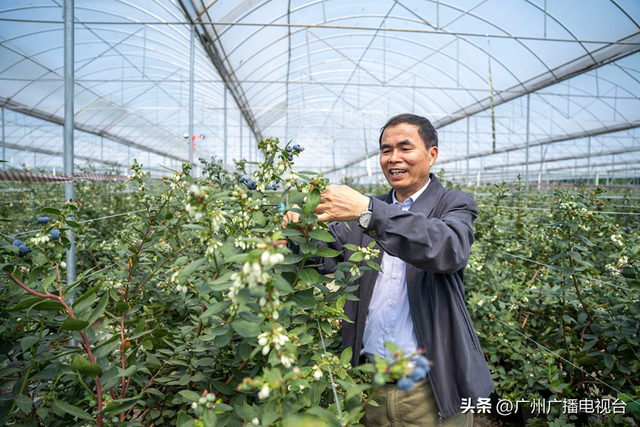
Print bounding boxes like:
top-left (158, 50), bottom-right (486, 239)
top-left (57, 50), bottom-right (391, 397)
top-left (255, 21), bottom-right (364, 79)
top-left (1, 1), bottom-right (639, 426)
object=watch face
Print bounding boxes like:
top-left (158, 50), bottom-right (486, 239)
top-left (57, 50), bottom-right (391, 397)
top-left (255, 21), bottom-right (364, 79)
top-left (359, 211), bottom-right (372, 229)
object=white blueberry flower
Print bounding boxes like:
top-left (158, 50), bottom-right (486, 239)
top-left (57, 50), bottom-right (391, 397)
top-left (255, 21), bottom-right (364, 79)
top-left (258, 385), bottom-right (270, 399)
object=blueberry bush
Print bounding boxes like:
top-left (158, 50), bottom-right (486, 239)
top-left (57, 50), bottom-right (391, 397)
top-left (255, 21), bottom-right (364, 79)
top-left (466, 177), bottom-right (640, 425)
top-left (0, 139), bottom-right (420, 427)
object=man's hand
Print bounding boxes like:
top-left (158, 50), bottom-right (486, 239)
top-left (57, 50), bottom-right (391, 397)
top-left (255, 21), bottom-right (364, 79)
top-left (314, 184), bottom-right (370, 223)
top-left (281, 204), bottom-right (312, 234)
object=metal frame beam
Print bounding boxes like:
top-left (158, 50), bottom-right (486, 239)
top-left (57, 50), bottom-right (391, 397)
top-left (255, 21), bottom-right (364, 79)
top-left (0, 97), bottom-right (189, 163)
top-left (179, 0), bottom-right (263, 142)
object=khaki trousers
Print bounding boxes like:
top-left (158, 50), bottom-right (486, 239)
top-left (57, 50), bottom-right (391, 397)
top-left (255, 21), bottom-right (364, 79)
top-left (362, 378), bottom-right (473, 427)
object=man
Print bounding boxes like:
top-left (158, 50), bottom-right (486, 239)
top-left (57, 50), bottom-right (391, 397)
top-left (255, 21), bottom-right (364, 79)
top-left (283, 114), bottom-right (493, 426)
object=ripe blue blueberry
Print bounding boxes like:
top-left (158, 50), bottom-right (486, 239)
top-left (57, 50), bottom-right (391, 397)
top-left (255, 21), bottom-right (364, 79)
top-left (410, 366), bottom-right (427, 382)
top-left (51, 229), bottom-right (61, 240)
top-left (292, 144), bottom-right (301, 152)
top-left (415, 355), bottom-right (430, 372)
top-left (246, 180), bottom-right (257, 191)
top-left (124, 218), bottom-right (130, 222)
top-left (397, 377), bottom-right (414, 392)
top-left (13, 239), bottom-right (22, 247)
top-left (288, 156), bottom-right (293, 161)
top-left (624, 227), bottom-right (631, 233)
top-left (239, 177), bottom-right (247, 183)
top-left (285, 146), bottom-right (292, 153)
top-left (18, 245), bottom-right (30, 257)
top-left (271, 183), bottom-right (277, 191)
top-left (37, 216), bottom-right (50, 224)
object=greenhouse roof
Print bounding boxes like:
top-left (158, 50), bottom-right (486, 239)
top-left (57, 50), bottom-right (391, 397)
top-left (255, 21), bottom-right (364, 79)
top-left (1, 0), bottom-right (639, 183)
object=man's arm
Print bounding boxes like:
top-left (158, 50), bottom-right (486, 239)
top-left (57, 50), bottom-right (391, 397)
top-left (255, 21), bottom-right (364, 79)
top-left (365, 191), bottom-right (477, 274)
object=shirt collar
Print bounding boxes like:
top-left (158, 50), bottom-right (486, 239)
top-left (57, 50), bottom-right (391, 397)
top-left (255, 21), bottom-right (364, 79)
top-left (392, 178), bottom-right (431, 205)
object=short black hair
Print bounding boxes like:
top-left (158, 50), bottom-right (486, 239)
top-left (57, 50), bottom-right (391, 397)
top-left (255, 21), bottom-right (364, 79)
top-left (378, 114), bottom-right (438, 148)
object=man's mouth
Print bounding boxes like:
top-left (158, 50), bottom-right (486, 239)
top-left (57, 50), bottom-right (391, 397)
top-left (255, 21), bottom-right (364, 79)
top-left (389, 169), bottom-right (407, 176)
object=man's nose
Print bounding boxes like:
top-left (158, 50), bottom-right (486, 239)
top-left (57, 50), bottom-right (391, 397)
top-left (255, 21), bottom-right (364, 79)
top-left (389, 149), bottom-right (401, 163)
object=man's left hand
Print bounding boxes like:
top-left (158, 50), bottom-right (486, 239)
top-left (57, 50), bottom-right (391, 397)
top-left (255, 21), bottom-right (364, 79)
top-left (314, 184), bottom-right (370, 223)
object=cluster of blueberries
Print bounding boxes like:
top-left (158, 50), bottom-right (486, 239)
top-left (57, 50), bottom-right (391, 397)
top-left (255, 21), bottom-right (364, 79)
top-left (284, 144), bottom-right (302, 161)
top-left (11, 215), bottom-right (62, 258)
top-left (397, 355), bottom-right (431, 392)
top-left (238, 177), bottom-right (278, 191)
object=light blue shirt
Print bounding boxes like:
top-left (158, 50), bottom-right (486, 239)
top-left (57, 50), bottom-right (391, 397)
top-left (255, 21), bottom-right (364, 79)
top-left (361, 180), bottom-right (430, 361)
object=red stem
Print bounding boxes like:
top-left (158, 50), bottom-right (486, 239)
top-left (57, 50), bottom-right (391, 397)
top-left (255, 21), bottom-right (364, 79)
top-left (5, 271), bottom-right (103, 427)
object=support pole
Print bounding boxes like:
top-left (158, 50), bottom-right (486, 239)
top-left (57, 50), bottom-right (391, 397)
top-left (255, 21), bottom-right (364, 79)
top-left (189, 23), bottom-right (195, 165)
top-left (466, 116), bottom-right (470, 186)
top-left (63, 0), bottom-right (76, 298)
top-left (525, 93), bottom-right (530, 186)
top-left (224, 86), bottom-right (227, 164)
top-left (100, 136), bottom-right (103, 166)
top-left (587, 136), bottom-right (591, 184)
top-left (2, 107), bottom-right (5, 170)
top-left (239, 110), bottom-right (243, 160)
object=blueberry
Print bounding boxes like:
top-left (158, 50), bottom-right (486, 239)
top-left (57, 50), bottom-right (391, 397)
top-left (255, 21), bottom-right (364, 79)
top-left (410, 366), bottom-right (427, 382)
top-left (573, 246), bottom-right (578, 252)
top-left (271, 183), bottom-right (277, 191)
top-left (397, 377), bottom-right (414, 392)
top-left (51, 229), bottom-right (61, 240)
top-left (239, 177), bottom-right (247, 183)
top-left (18, 245), bottom-right (29, 257)
top-left (624, 227), bottom-right (631, 233)
top-left (37, 216), bottom-right (50, 224)
top-left (13, 239), bottom-right (22, 247)
top-left (288, 156), bottom-right (293, 161)
top-left (124, 218), bottom-right (130, 222)
top-left (415, 355), bottom-right (430, 372)
top-left (583, 201), bottom-right (588, 206)
top-left (285, 146), bottom-right (292, 153)
top-left (246, 180), bottom-right (257, 191)
top-left (292, 144), bottom-right (301, 152)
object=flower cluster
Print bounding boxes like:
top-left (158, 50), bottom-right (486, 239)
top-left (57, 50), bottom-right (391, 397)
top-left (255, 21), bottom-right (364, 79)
top-left (228, 261), bottom-right (272, 305)
top-left (356, 245), bottom-right (380, 261)
top-left (257, 327), bottom-right (290, 357)
top-left (611, 234), bottom-right (624, 246)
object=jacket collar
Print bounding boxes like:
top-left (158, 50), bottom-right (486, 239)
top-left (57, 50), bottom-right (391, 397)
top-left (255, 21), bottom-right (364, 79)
top-left (384, 173), bottom-right (444, 218)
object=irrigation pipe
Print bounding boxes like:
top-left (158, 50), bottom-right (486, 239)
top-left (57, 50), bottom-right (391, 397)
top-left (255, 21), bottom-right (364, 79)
top-left (493, 317), bottom-right (640, 408)
top-left (495, 250), bottom-right (632, 292)
top-left (478, 205), bottom-right (640, 215)
top-left (317, 319), bottom-right (344, 425)
top-left (11, 209), bottom-right (147, 237)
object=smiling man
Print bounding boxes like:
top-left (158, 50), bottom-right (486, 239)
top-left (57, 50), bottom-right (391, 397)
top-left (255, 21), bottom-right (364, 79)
top-left (283, 114), bottom-right (493, 426)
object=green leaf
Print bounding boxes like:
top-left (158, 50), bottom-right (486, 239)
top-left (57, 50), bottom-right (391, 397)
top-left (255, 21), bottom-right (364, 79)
top-left (365, 259), bottom-right (383, 272)
top-left (252, 210), bottom-right (266, 227)
top-left (87, 293), bottom-right (109, 326)
top-left (103, 397), bottom-right (141, 416)
top-left (116, 301), bottom-right (129, 312)
top-left (73, 285), bottom-right (101, 308)
top-left (349, 252), bottom-right (365, 262)
top-left (21, 335), bottom-right (40, 353)
top-left (53, 399), bottom-right (93, 420)
top-left (200, 301), bottom-right (231, 319)
top-left (308, 229), bottom-right (334, 243)
top-left (315, 247), bottom-right (342, 258)
top-left (61, 316), bottom-right (89, 331)
top-left (14, 394), bottom-right (33, 414)
top-left (178, 390), bottom-right (201, 402)
top-left (202, 409), bottom-right (218, 427)
top-left (42, 207), bottom-right (62, 215)
top-left (71, 355), bottom-right (102, 377)
top-left (231, 319), bottom-right (262, 338)
top-left (604, 353), bottom-right (614, 369)
top-left (340, 347), bottom-right (353, 366)
top-left (177, 257), bottom-right (208, 283)
top-left (298, 268), bottom-right (319, 285)
top-left (304, 189), bottom-right (322, 215)
top-left (568, 251), bottom-right (582, 262)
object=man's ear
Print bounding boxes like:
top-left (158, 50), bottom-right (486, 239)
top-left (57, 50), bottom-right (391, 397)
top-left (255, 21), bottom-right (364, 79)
top-left (428, 146), bottom-right (439, 166)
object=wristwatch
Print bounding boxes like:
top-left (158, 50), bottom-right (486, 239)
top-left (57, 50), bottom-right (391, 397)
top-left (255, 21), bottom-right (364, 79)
top-left (358, 197), bottom-right (374, 229)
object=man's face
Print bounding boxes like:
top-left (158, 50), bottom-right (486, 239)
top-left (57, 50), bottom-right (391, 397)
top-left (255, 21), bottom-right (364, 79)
top-left (379, 123), bottom-right (438, 203)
